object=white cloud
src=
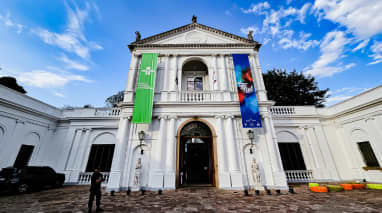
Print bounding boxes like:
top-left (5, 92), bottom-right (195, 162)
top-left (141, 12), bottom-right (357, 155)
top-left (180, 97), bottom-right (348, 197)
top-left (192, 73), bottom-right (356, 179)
top-left (279, 31), bottom-right (319, 51)
top-left (313, 0), bottom-right (382, 39)
top-left (241, 2), bottom-right (270, 14)
top-left (0, 11), bottom-right (24, 34)
top-left (368, 40), bottom-right (382, 65)
top-left (240, 26), bottom-right (259, 35)
top-left (326, 95), bottom-right (353, 106)
top-left (58, 54), bottom-right (89, 71)
top-left (352, 39), bottom-right (369, 52)
top-left (54, 92), bottom-right (66, 98)
top-left (32, 2), bottom-right (102, 60)
top-left (305, 30), bottom-right (355, 77)
top-left (325, 87), bottom-right (370, 105)
top-left (17, 70), bottom-right (91, 88)
top-left (241, 2), bottom-right (316, 50)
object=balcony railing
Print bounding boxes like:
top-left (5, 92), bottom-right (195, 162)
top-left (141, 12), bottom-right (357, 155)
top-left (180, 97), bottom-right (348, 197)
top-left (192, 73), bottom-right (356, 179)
top-left (94, 108), bottom-right (120, 117)
top-left (270, 106), bottom-right (296, 116)
top-left (78, 172), bottom-right (110, 185)
top-left (178, 91), bottom-right (220, 102)
top-left (285, 170), bottom-right (313, 183)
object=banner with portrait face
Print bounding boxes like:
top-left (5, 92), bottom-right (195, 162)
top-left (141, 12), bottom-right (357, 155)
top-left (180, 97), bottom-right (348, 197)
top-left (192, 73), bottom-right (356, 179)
top-left (232, 54), bottom-right (262, 128)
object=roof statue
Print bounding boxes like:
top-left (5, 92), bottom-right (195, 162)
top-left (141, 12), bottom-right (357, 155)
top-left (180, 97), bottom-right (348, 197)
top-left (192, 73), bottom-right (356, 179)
top-left (135, 31), bottom-right (141, 41)
top-left (247, 30), bottom-right (254, 42)
top-left (192, 15), bottom-right (197, 23)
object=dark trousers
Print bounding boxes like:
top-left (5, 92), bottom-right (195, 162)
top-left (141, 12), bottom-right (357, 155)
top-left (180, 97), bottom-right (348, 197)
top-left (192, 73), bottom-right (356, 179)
top-left (88, 190), bottom-right (101, 209)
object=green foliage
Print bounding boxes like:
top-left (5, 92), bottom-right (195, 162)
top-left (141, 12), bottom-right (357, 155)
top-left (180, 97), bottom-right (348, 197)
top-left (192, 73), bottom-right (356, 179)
top-left (105, 90), bottom-right (124, 107)
top-left (0, 76), bottom-right (26, 94)
top-left (263, 69), bottom-right (329, 107)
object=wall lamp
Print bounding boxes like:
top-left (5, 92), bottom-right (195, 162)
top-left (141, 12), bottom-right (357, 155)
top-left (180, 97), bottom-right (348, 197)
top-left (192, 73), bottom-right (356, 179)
top-left (247, 129), bottom-right (255, 154)
top-left (138, 130), bottom-right (145, 155)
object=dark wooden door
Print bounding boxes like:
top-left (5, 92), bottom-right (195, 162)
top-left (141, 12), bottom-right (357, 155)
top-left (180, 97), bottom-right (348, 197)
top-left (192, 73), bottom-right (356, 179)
top-left (14, 145), bottom-right (34, 168)
top-left (185, 141), bottom-right (210, 184)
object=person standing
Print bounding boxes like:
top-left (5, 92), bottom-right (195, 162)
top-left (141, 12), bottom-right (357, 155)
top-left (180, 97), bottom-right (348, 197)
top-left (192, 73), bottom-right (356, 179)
top-left (88, 167), bottom-right (104, 212)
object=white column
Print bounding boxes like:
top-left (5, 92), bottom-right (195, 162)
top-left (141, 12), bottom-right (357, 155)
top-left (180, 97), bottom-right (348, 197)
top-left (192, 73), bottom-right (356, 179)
top-left (313, 125), bottom-right (340, 180)
top-left (164, 115), bottom-right (177, 189)
top-left (148, 115), bottom-right (167, 189)
top-left (219, 54), bottom-right (228, 91)
top-left (169, 55), bottom-right (178, 91)
top-left (225, 115), bottom-right (243, 189)
top-left (126, 54), bottom-right (139, 91)
top-left (65, 129), bottom-right (83, 171)
top-left (107, 116), bottom-right (131, 191)
top-left (225, 115), bottom-right (240, 172)
top-left (262, 113), bottom-right (288, 189)
top-left (365, 118), bottom-right (382, 163)
top-left (168, 55), bottom-right (178, 101)
top-left (249, 53), bottom-right (267, 101)
top-left (68, 128), bottom-right (89, 183)
top-left (215, 115), bottom-right (230, 188)
top-left (124, 54), bottom-right (140, 102)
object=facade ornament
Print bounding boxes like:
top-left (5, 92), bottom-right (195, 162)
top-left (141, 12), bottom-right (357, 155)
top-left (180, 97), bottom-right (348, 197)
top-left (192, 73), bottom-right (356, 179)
top-left (133, 158), bottom-right (142, 188)
top-left (192, 15), bottom-right (197, 23)
top-left (251, 158), bottom-right (262, 187)
top-left (168, 115), bottom-right (178, 120)
top-left (135, 31), bottom-right (141, 42)
top-left (247, 30), bottom-right (254, 42)
top-left (214, 114), bottom-right (225, 119)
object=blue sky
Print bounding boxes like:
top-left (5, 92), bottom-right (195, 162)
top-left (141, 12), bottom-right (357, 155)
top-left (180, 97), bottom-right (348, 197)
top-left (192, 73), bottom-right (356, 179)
top-left (0, 0), bottom-right (381, 107)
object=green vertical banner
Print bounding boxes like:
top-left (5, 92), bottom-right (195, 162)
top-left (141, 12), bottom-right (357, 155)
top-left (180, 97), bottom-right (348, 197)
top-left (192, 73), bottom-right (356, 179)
top-left (132, 53), bottom-right (158, 123)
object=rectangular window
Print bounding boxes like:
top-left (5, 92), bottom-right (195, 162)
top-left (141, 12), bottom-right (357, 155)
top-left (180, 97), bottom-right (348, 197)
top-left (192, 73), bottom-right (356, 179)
top-left (278, 143), bottom-right (307, 170)
top-left (358, 141), bottom-right (380, 167)
top-left (187, 77), bottom-right (203, 91)
top-left (13, 145), bottom-right (34, 168)
top-left (85, 144), bottom-right (115, 172)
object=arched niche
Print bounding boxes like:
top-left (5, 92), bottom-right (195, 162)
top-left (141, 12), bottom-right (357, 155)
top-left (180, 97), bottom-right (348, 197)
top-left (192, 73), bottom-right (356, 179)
top-left (276, 130), bottom-right (299, 143)
top-left (25, 132), bottom-right (40, 145)
top-left (351, 129), bottom-right (368, 142)
top-left (128, 144), bottom-right (151, 190)
top-left (92, 132), bottom-right (116, 144)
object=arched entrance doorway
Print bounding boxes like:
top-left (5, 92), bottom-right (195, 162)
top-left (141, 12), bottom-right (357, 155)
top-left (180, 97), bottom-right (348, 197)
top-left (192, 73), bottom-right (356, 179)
top-left (176, 120), bottom-right (217, 187)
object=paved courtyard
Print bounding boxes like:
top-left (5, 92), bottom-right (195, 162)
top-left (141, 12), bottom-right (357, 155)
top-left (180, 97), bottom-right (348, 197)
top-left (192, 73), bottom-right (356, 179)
top-left (0, 185), bottom-right (382, 212)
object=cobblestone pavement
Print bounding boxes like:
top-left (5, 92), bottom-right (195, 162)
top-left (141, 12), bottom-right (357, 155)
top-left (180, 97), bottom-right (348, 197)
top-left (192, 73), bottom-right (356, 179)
top-left (0, 185), bottom-right (382, 213)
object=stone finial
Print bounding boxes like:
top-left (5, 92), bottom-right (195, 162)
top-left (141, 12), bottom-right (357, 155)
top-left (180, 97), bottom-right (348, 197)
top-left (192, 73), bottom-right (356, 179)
top-left (135, 31), bottom-right (141, 42)
top-left (192, 15), bottom-right (197, 23)
top-left (248, 30), bottom-right (254, 41)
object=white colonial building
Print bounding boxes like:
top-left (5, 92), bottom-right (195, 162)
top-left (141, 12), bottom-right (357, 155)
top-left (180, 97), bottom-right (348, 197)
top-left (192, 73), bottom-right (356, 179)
top-left (1, 18), bottom-right (382, 192)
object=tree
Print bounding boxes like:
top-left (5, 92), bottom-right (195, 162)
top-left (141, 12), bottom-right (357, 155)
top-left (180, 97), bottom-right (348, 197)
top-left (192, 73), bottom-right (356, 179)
top-left (105, 90), bottom-right (124, 107)
top-left (0, 76), bottom-right (27, 94)
top-left (262, 69), bottom-right (329, 107)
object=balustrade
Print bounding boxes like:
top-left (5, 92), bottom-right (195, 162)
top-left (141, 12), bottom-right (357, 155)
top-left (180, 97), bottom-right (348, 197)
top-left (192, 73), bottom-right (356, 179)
top-left (285, 170), bottom-right (313, 183)
top-left (78, 172), bottom-right (110, 185)
top-left (178, 91), bottom-right (218, 102)
top-left (270, 106), bottom-right (296, 116)
top-left (94, 108), bottom-right (120, 117)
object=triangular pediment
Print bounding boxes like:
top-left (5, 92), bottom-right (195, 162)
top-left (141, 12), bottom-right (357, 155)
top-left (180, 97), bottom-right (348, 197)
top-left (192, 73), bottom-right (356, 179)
top-left (152, 28), bottom-right (246, 45)
top-left (129, 23), bottom-right (260, 50)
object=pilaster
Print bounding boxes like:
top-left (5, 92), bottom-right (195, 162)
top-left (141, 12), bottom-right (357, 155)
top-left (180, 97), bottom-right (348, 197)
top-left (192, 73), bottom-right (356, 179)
top-left (262, 113), bottom-right (288, 189)
top-left (107, 116), bottom-right (131, 191)
top-left (164, 115), bottom-right (177, 189)
top-left (224, 114), bottom-right (243, 189)
top-left (69, 128), bottom-right (91, 183)
top-left (249, 53), bottom-right (267, 101)
top-left (124, 53), bottom-right (140, 102)
top-left (148, 115), bottom-right (168, 189)
top-left (215, 115), bottom-right (231, 188)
